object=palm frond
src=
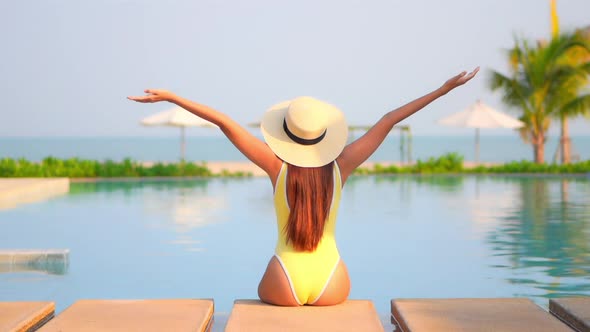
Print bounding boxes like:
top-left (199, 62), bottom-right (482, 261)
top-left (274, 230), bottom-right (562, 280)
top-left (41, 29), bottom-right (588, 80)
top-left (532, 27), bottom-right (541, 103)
top-left (488, 71), bottom-right (530, 110)
top-left (546, 33), bottom-right (590, 62)
top-left (560, 94), bottom-right (590, 117)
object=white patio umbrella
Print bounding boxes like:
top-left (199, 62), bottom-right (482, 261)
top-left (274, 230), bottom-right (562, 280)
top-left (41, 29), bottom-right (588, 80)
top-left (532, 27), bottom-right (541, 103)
top-left (437, 100), bottom-right (524, 162)
top-left (141, 106), bottom-right (218, 160)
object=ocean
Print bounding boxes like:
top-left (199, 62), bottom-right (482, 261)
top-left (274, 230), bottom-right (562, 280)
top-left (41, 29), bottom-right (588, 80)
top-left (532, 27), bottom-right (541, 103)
top-left (2, 135), bottom-right (589, 163)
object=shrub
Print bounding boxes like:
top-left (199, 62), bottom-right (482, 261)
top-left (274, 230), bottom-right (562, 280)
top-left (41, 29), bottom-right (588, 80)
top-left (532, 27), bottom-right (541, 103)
top-left (0, 158), bottom-right (242, 178)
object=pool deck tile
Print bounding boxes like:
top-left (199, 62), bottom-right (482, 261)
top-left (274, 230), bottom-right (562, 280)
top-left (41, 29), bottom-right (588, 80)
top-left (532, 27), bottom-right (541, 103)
top-left (0, 249), bottom-right (69, 275)
top-left (391, 298), bottom-right (573, 332)
top-left (0, 250), bottom-right (69, 264)
top-left (38, 299), bottom-right (213, 332)
top-left (225, 299), bottom-right (384, 332)
top-left (550, 297), bottom-right (590, 332)
top-left (0, 301), bottom-right (55, 332)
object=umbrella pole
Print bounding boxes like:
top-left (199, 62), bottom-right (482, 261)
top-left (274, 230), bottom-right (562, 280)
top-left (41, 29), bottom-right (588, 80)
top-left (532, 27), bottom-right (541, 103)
top-left (475, 128), bottom-right (480, 164)
top-left (181, 127), bottom-right (186, 162)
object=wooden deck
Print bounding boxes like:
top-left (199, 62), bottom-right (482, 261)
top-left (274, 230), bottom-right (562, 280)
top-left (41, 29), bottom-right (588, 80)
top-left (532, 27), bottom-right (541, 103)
top-left (550, 298), bottom-right (590, 332)
top-left (38, 299), bottom-right (213, 332)
top-left (1, 297), bottom-right (588, 331)
top-left (391, 298), bottom-right (574, 332)
top-left (0, 301), bottom-right (54, 332)
top-left (225, 299), bottom-right (384, 332)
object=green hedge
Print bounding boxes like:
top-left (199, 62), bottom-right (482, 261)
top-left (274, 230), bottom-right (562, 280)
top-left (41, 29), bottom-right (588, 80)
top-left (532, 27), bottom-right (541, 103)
top-left (468, 159), bottom-right (590, 174)
top-left (355, 153), bottom-right (590, 175)
top-left (355, 153), bottom-right (465, 174)
top-left (0, 157), bottom-right (251, 178)
top-left (1, 154), bottom-right (589, 178)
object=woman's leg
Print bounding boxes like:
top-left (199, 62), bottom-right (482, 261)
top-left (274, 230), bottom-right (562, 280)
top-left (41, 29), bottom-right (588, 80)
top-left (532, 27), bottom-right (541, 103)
top-left (258, 256), bottom-right (300, 306)
top-left (310, 260), bottom-right (351, 306)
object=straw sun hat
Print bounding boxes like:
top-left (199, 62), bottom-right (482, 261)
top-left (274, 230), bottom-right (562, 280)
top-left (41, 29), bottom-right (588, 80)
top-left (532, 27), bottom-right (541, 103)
top-left (261, 96), bottom-right (348, 168)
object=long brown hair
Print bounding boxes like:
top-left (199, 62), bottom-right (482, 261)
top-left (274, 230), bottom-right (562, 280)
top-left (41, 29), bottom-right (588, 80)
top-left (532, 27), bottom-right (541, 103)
top-left (285, 162), bottom-right (334, 251)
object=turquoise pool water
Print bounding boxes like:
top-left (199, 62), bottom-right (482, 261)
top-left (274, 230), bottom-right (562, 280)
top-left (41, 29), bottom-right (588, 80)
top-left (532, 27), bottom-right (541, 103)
top-left (1, 175), bottom-right (590, 330)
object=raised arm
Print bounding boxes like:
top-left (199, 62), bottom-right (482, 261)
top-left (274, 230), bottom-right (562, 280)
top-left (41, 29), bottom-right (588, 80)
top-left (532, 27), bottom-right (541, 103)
top-left (336, 67), bottom-right (479, 182)
top-left (128, 90), bottom-right (282, 180)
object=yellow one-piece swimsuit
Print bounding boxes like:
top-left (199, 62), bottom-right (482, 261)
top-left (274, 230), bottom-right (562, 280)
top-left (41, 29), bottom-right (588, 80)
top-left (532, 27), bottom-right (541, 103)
top-left (273, 161), bottom-right (342, 305)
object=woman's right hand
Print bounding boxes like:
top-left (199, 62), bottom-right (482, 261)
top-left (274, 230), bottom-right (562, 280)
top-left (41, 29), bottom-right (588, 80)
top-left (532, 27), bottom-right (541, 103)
top-left (127, 89), bottom-right (176, 103)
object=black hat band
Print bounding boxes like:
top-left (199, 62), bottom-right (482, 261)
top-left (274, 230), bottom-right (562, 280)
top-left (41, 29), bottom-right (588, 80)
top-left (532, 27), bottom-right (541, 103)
top-left (283, 119), bottom-right (327, 146)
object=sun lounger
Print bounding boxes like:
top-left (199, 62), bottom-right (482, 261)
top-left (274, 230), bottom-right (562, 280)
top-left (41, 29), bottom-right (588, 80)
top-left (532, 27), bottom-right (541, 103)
top-left (225, 299), bottom-right (384, 332)
top-left (38, 299), bottom-right (213, 332)
top-left (0, 301), bottom-right (54, 332)
top-left (391, 298), bottom-right (573, 332)
top-left (550, 298), bottom-right (590, 332)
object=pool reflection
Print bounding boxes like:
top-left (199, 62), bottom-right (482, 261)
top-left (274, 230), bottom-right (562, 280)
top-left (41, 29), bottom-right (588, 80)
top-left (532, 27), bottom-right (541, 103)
top-left (486, 177), bottom-right (590, 298)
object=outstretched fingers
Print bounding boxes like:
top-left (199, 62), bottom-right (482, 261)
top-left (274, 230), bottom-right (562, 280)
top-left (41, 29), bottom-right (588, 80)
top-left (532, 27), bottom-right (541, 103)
top-left (441, 66), bottom-right (480, 93)
top-left (127, 95), bottom-right (150, 102)
top-left (456, 71), bottom-right (468, 78)
top-left (467, 66), bottom-right (480, 78)
top-left (127, 89), bottom-right (164, 103)
top-left (458, 67), bottom-right (480, 84)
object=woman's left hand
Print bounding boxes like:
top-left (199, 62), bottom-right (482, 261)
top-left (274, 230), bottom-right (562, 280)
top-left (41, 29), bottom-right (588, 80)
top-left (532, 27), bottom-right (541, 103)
top-left (127, 89), bottom-right (176, 103)
top-left (440, 67), bottom-right (480, 94)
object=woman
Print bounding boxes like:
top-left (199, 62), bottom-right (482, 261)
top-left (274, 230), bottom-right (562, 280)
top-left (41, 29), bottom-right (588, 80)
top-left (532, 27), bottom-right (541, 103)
top-left (128, 67), bottom-right (479, 306)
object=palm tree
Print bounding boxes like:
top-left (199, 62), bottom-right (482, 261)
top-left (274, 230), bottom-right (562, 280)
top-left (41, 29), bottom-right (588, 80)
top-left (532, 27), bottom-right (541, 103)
top-left (555, 27), bottom-right (590, 164)
top-left (489, 33), bottom-right (590, 164)
top-left (548, 2), bottom-right (590, 163)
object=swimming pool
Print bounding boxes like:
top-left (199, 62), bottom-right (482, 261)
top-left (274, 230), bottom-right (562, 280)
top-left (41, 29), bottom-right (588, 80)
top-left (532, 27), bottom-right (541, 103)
top-left (1, 175), bottom-right (589, 330)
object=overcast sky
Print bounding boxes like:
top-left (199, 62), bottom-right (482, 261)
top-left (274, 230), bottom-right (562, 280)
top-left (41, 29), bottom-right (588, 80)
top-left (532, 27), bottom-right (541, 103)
top-left (1, 0), bottom-right (589, 137)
